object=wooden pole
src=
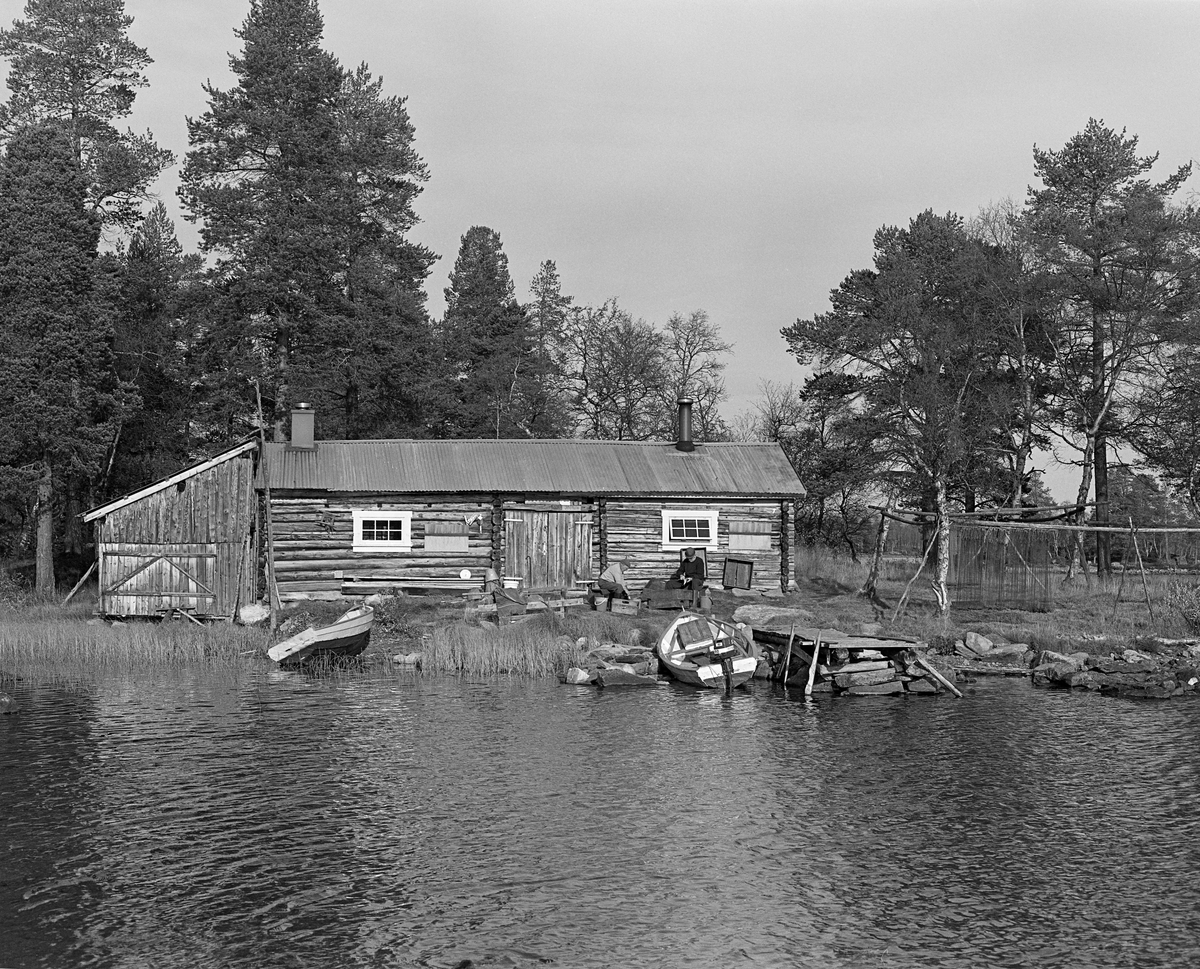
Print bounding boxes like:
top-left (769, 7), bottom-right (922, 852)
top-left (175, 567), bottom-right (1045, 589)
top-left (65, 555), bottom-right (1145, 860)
top-left (229, 533), bottom-right (248, 622)
top-left (913, 653), bottom-right (963, 698)
top-left (254, 381), bottom-right (282, 631)
top-left (1109, 532), bottom-right (1129, 623)
top-left (892, 528), bottom-right (938, 621)
top-left (1130, 518), bottom-right (1155, 621)
top-left (62, 560), bottom-right (96, 605)
top-left (777, 623), bottom-right (795, 683)
top-left (803, 631), bottom-right (821, 696)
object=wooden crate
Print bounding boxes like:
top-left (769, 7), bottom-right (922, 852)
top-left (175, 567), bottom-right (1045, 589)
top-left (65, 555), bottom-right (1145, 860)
top-left (610, 599), bottom-right (641, 616)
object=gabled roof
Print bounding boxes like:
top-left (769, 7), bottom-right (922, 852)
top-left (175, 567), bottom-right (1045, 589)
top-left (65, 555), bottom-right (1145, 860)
top-left (261, 439), bottom-right (805, 498)
top-left (83, 440), bottom-right (258, 522)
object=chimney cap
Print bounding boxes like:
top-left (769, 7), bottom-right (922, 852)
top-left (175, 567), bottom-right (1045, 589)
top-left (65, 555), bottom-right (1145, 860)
top-left (293, 402), bottom-right (312, 411)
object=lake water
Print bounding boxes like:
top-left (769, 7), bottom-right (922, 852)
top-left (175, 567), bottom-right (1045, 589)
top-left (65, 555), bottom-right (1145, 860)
top-left (3, 670), bottom-right (1199, 969)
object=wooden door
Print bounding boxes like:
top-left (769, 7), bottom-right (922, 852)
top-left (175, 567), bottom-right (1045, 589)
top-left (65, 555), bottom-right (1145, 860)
top-left (503, 506), bottom-right (594, 589)
top-left (100, 542), bottom-right (220, 617)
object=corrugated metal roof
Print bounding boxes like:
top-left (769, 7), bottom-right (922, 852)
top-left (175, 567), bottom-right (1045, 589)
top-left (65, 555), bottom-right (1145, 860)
top-left (261, 439), bottom-right (805, 498)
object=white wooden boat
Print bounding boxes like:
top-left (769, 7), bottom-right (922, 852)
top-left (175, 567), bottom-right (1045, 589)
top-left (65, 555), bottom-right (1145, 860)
top-left (267, 605), bottom-right (375, 666)
top-left (656, 612), bottom-right (758, 689)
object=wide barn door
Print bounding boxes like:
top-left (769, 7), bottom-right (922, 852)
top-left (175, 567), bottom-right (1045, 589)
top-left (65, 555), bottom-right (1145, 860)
top-left (504, 506), bottom-right (593, 589)
top-left (100, 543), bottom-right (220, 617)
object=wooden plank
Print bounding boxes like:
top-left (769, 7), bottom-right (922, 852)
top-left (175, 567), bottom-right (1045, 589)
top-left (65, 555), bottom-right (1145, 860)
top-left (846, 681), bottom-right (905, 695)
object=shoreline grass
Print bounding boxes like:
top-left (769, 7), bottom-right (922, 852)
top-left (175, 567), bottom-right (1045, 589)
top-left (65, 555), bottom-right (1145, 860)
top-left (4, 555), bottom-right (1196, 685)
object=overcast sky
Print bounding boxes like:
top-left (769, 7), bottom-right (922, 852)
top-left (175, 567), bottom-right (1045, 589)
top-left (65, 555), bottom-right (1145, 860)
top-left (4, 0), bottom-right (1199, 499)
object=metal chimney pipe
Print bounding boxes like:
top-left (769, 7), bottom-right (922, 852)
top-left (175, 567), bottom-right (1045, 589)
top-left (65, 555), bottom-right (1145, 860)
top-left (291, 402), bottom-right (315, 449)
top-left (676, 397), bottom-right (695, 452)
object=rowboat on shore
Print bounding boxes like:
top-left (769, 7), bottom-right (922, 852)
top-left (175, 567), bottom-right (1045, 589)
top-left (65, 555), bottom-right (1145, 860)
top-left (267, 604), bottom-right (375, 666)
top-left (655, 612), bottom-right (758, 690)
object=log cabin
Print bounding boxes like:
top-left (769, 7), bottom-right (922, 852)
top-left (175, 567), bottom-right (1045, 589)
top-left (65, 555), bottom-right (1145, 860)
top-left (84, 400), bottom-right (806, 616)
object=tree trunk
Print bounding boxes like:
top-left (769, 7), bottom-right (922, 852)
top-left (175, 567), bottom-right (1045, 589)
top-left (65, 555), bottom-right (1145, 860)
top-left (931, 476), bottom-right (951, 615)
top-left (273, 313), bottom-right (290, 442)
top-left (1095, 430), bottom-right (1112, 577)
top-left (36, 458), bottom-right (55, 595)
top-left (860, 508), bottom-right (891, 598)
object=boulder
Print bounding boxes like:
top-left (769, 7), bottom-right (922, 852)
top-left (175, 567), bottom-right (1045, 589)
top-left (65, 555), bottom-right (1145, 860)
top-left (964, 631), bottom-right (993, 654)
top-left (731, 604), bottom-right (814, 630)
top-left (594, 668), bottom-right (659, 687)
top-left (1123, 648), bottom-right (1155, 664)
top-left (0, 692), bottom-right (20, 715)
top-left (564, 667), bottom-right (594, 685)
top-left (845, 681), bottom-right (904, 695)
top-left (905, 678), bottom-right (940, 694)
top-left (239, 603), bottom-right (270, 625)
top-left (1037, 649), bottom-right (1080, 667)
top-left (834, 668), bottom-right (897, 689)
top-left (983, 643), bottom-right (1032, 660)
top-left (1032, 661), bottom-right (1081, 686)
top-left (391, 651), bottom-right (423, 666)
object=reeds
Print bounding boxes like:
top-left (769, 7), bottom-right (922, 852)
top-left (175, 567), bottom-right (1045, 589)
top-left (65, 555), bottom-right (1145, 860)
top-left (0, 612), bottom-right (270, 681)
top-left (411, 610), bottom-right (664, 677)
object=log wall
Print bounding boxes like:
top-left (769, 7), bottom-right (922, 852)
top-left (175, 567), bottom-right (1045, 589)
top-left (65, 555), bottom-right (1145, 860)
top-left (270, 492), bottom-right (497, 601)
top-left (269, 493), bottom-right (785, 600)
top-left (606, 500), bottom-right (784, 592)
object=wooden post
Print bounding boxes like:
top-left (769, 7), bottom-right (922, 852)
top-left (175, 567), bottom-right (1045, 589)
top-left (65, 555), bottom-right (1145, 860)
top-left (254, 381), bottom-right (281, 631)
top-left (913, 653), bottom-right (963, 698)
top-left (598, 498), bottom-right (608, 571)
top-left (804, 631), bottom-right (821, 696)
top-left (1110, 523), bottom-right (1131, 622)
top-left (780, 500), bottom-right (790, 592)
top-left (62, 560), bottom-right (96, 605)
top-left (491, 495), bottom-right (503, 576)
top-left (1130, 518), bottom-right (1155, 621)
top-left (777, 622), bottom-right (796, 683)
top-left (892, 528), bottom-right (938, 621)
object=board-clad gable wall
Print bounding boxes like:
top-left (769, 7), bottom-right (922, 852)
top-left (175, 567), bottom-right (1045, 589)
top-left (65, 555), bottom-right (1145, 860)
top-left (606, 500), bottom-right (784, 592)
top-left (96, 453), bottom-right (257, 617)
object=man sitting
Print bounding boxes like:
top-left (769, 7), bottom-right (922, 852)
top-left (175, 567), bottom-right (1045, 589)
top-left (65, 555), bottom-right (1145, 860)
top-left (594, 557), bottom-right (631, 610)
top-left (671, 547), bottom-right (706, 596)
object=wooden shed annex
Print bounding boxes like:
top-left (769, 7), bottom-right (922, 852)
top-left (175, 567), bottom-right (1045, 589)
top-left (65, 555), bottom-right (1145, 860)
top-left (82, 440), bottom-right (259, 619)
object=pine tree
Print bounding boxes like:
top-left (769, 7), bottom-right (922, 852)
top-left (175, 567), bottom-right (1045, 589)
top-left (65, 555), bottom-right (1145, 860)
top-left (0, 0), bottom-right (173, 231)
top-left (1024, 120), bottom-right (1200, 574)
top-left (0, 124), bottom-right (129, 592)
top-left (180, 0), bottom-right (435, 438)
top-left (524, 260), bottom-right (573, 437)
top-left (440, 226), bottom-right (535, 437)
top-left (108, 203), bottom-right (203, 491)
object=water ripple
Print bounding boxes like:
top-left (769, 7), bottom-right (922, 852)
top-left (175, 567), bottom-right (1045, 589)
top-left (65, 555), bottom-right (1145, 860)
top-left (3, 674), bottom-right (1200, 967)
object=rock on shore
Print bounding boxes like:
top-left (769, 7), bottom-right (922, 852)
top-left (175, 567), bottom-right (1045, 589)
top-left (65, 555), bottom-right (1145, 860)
top-left (1031, 642), bottom-right (1200, 699)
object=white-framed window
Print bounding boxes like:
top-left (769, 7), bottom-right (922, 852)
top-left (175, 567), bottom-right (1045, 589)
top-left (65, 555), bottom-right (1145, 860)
top-left (661, 509), bottom-right (719, 550)
top-left (728, 519), bottom-right (772, 552)
top-left (352, 509), bottom-right (413, 552)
